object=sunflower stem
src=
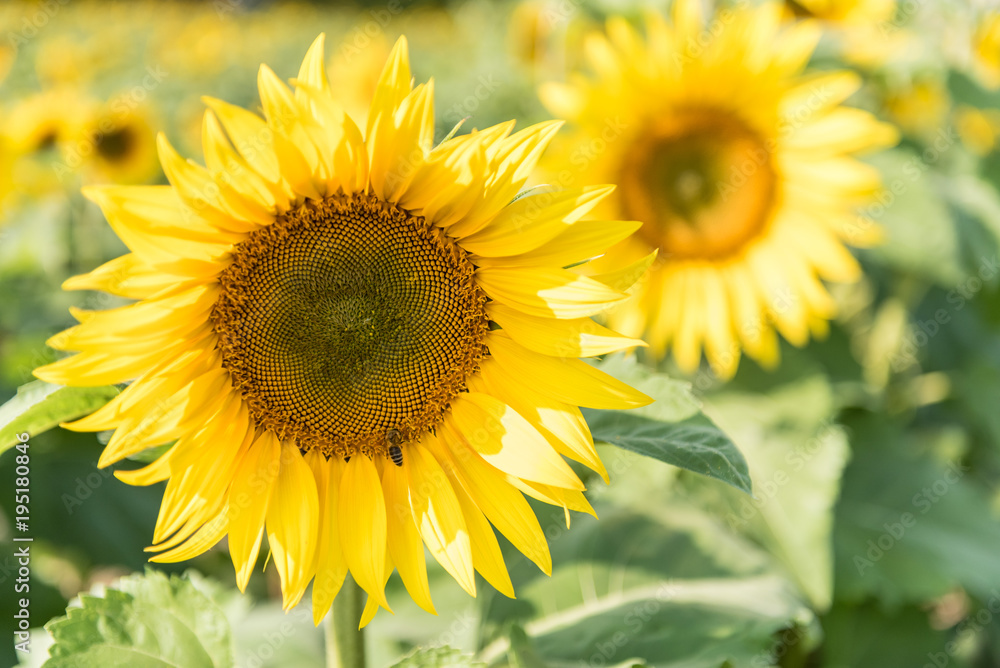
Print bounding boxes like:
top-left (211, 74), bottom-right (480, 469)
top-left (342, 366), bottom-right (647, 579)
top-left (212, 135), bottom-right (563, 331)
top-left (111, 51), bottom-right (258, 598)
top-left (326, 575), bottom-right (366, 668)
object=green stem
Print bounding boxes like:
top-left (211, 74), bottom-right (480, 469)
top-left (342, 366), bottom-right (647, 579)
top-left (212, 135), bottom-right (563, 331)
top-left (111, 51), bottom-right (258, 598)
top-left (325, 574), bottom-right (366, 668)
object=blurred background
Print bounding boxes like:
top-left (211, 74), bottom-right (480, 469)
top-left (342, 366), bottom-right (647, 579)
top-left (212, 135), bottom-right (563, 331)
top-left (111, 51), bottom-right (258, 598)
top-left (2, 0), bottom-right (1000, 666)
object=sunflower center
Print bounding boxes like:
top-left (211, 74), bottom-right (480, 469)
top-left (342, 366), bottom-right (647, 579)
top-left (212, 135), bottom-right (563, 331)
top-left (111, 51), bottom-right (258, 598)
top-left (619, 109), bottom-right (777, 260)
top-left (96, 126), bottom-right (135, 162)
top-left (212, 193), bottom-right (489, 458)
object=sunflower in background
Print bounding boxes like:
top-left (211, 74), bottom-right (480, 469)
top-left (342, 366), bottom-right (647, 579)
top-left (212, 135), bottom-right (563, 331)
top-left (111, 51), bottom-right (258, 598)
top-left (0, 45), bottom-right (14, 214)
top-left (36, 35), bottom-right (650, 625)
top-left (882, 76), bottom-right (950, 138)
top-left (3, 87), bottom-right (91, 198)
top-left (785, 0), bottom-right (912, 68)
top-left (973, 12), bottom-right (1000, 90)
top-left (955, 106), bottom-right (1000, 156)
top-left (80, 101), bottom-right (160, 184)
top-left (540, 0), bottom-right (897, 378)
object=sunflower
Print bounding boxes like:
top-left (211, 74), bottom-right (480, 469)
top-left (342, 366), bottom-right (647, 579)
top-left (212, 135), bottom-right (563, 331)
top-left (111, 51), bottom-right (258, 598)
top-left (784, 0), bottom-right (905, 68)
top-left (81, 101), bottom-right (160, 184)
top-left (3, 87), bottom-right (91, 197)
top-left (973, 12), bottom-right (1000, 90)
top-left (784, 0), bottom-right (894, 25)
top-left (36, 35), bottom-right (650, 625)
top-left (540, 0), bottom-right (897, 378)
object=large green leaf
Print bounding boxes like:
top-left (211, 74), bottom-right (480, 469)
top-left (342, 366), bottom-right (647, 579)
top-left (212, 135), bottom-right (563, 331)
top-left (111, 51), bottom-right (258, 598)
top-left (697, 374), bottom-right (850, 611)
top-left (583, 410), bottom-right (751, 495)
top-left (834, 411), bottom-right (1000, 606)
top-left (861, 149), bottom-right (964, 287)
top-left (42, 570), bottom-right (234, 668)
top-left (478, 499), bottom-right (812, 667)
top-left (0, 380), bottom-right (118, 454)
top-left (390, 647), bottom-right (487, 668)
top-left (585, 356), bottom-right (751, 494)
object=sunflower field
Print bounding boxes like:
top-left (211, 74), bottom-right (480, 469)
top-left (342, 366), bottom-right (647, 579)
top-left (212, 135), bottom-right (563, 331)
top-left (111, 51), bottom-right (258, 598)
top-left (2, 0), bottom-right (1000, 666)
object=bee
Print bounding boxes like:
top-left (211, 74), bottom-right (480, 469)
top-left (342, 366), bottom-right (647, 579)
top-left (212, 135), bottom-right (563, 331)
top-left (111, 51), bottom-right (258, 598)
top-left (387, 428), bottom-right (403, 467)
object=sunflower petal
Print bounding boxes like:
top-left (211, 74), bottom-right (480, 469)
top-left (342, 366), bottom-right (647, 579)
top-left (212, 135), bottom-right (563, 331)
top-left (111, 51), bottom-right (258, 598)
top-left (339, 455), bottom-right (390, 611)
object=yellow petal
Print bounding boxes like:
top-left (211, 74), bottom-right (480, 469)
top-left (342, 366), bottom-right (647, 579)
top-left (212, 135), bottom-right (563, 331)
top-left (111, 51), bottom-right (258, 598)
top-left (309, 453), bottom-right (348, 626)
top-left (339, 455), bottom-right (390, 611)
top-left (450, 472), bottom-right (515, 598)
top-left (429, 430), bottom-right (551, 575)
top-left (407, 438), bottom-right (476, 597)
top-left (449, 393), bottom-right (584, 491)
top-left (477, 267), bottom-right (626, 319)
top-left (148, 505), bottom-right (228, 564)
top-left (382, 461), bottom-right (436, 614)
top-left (487, 332), bottom-right (652, 409)
top-left (472, 358), bottom-right (608, 482)
top-left (488, 302), bottom-right (644, 357)
top-left (267, 441), bottom-right (320, 610)
top-left (202, 96), bottom-right (284, 185)
top-left (462, 185), bottom-right (614, 257)
top-left (449, 121), bottom-right (563, 237)
top-left (474, 219), bottom-right (642, 269)
top-left (228, 430), bottom-right (280, 592)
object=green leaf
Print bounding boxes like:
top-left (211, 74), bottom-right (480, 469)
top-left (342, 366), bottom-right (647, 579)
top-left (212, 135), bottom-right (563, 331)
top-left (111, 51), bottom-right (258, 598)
top-left (41, 570), bottom-right (234, 668)
top-left (584, 355), bottom-right (751, 494)
top-left (834, 411), bottom-right (1000, 606)
top-left (506, 626), bottom-right (549, 668)
top-left (389, 647), bottom-right (486, 668)
top-left (861, 149), bottom-right (964, 287)
top-left (584, 410), bottom-right (751, 495)
top-left (699, 374), bottom-right (850, 611)
top-left (478, 500), bottom-right (811, 667)
top-left (0, 380), bottom-right (118, 454)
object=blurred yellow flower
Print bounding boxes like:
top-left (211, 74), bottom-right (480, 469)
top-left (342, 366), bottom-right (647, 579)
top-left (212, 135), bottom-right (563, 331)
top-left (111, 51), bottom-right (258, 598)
top-left (80, 101), bottom-right (160, 184)
top-left (883, 77), bottom-right (950, 137)
top-left (955, 106), bottom-right (1000, 155)
top-left (4, 87), bottom-right (92, 197)
top-left (36, 35), bottom-right (649, 625)
top-left (786, 0), bottom-right (907, 68)
top-left (785, 0), bottom-right (895, 24)
top-left (974, 12), bottom-right (1000, 90)
top-left (541, 0), bottom-right (897, 378)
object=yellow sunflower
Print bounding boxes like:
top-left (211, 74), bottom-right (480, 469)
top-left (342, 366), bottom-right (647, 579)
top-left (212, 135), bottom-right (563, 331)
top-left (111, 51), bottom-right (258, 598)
top-left (784, 0), bottom-right (894, 25)
top-left (784, 0), bottom-right (905, 68)
top-left (540, 0), bottom-right (897, 378)
top-left (4, 87), bottom-right (91, 197)
top-left (974, 12), bottom-right (1000, 90)
top-left (81, 101), bottom-right (160, 184)
top-left (36, 35), bottom-right (650, 625)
